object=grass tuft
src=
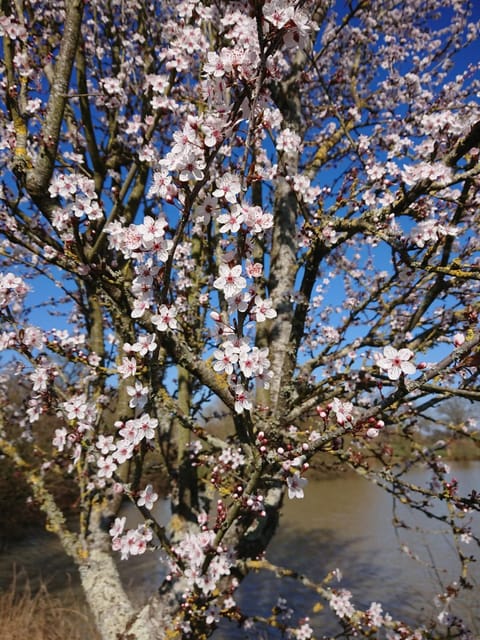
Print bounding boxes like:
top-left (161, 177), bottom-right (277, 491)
top-left (0, 571), bottom-right (100, 640)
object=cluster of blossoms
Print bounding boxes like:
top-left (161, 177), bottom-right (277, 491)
top-left (0, 272), bottom-right (29, 312)
top-left (159, 117), bottom-right (218, 183)
top-left (167, 528), bottom-right (234, 597)
top-left (329, 589), bottom-right (355, 619)
top-left (202, 11), bottom-right (261, 90)
top-left (213, 335), bottom-right (272, 381)
top-left (216, 201), bottom-right (274, 235)
top-left (91, 414), bottom-right (157, 481)
top-left (262, 0), bottom-right (311, 49)
top-left (107, 215), bottom-right (174, 319)
top-left (205, 258), bottom-right (276, 416)
top-left (315, 397), bottom-right (385, 441)
top-left (60, 393), bottom-right (98, 432)
top-left (217, 446), bottom-right (246, 470)
top-left (209, 446), bottom-right (247, 495)
top-left (255, 429), bottom-right (310, 499)
top-left (276, 127), bottom-right (303, 154)
top-left (52, 402), bottom-right (158, 482)
top-left (109, 210), bottom-right (162, 247)
top-left (365, 602), bottom-right (385, 628)
top-left (291, 620), bottom-right (314, 640)
top-left (27, 359), bottom-right (56, 395)
top-left (50, 393), bottom-right (100, 464)
top-left (48, 173), bottom-right (103, 235)
top-left (401, 161), bottom-right (453, 188)
top-left (109, 516), bottom-right (154, 560)
top-left (114, 413), bottom-right (157, 450)
top-left (292, 174), bottom-right (322, 205)
top-left (409, 218), bottom-right (459, 248)
top-left (0, 13), bottom-right (27, 40)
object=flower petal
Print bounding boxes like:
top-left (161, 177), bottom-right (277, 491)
top-left (383, 346), bottom-right (397, 359)
top-left (387, 365), bottom-right (402, 380)
top-left (400, 361), bottom-right (416, 375)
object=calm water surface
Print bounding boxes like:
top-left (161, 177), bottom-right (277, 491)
top-left (1, 462), bottom-right (479, 638)
top-left (222, 462), bottom-right (480, 638)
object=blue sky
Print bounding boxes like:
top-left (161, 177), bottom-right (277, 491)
top-left (2, 1), bottom-right (479, 382)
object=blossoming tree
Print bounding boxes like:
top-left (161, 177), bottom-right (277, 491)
top-left (1, 0), bottom-right (479, 638)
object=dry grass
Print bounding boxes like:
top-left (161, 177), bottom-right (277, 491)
top-left (0, 572), bottom-right (100, 640)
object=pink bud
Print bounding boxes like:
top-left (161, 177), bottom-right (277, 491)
top-left (453, 333), bottom-right (465, 348)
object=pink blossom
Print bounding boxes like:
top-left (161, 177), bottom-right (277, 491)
top-left (213, 264), bottom-right (246, 299)
top-left (329, 398), bottom-right (354, 425)
top-left (52, 427), bottom-right (68, 453)
top-left (251, 296), bottom-right (277, 322)
top-left (97, 455), bottom-right (118, 479)
top-left (294, 621), bottom-right (313, 640)
top-left (30, 366), bottom-right (52, 392)
top-left (126, 380), bottom-right (149, 409)
top-left (213, 342), bottom-right (238, 375)
top-left (203, 49), bottom-right (233, 78)
top-left (276, 127), bottom-right (302, 153)
top-left (113, 524), bottom-right (153, 560)
top-left (287, 472), bottom-right (308, 499)
top-left (137, 484), bottom-right (158, 510)
top-left (217, 208), bottom-right (245, 233)
top-left (117, 357), bottom-right (137, 379)
top-left (0, 272), bottom-right (30, 310)
top-left (124, 333), bottom-right (157, 357)
top-left (194, 195), bottom-right (219, 225)
top-left (96, 434), bottom-right (116, 455)
top-left (238, 346), bottom-right (271, 379)
top-left (151, 305), bottom-right (178, 331)
top-left (376, 346), bottom-right (416, 380)
top-left (131, 298), bottom-right (151, 318)
top-left (0, 14), bottom-right (27, 40)
top-left (61, 393), bottom-right (89, 422)
top-left (134, 413), bottom-right (158, 441)
top-left (212, 173), bottom-right (242, 204)
top-left (113, 439), bottom-right (134, 464)
top-left (246, 261), bottom-right (263, 278)
top-left (233, 384), bottom-right (252, 414)
top-left (366, 602), bottom-right (384, 627)
top-left (241, 203), bottom-right (273, 233)
top-left (218, 446), bottom-right (246, 470)
top-left (109, 516), bottom-right (126, 540)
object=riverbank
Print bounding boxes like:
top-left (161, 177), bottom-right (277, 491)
top-left (2, 436), bottom-right (479, 545)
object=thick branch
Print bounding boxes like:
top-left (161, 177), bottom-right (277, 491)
top-left (25, 0), bottom-right (84, 213)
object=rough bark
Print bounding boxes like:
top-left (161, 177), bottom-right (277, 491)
top-left (268, 53), bottom-right (306, 416)
top-left (79, 547), bottom-right (138, 640)
top-left (25, 0), bottom-right (84, 216)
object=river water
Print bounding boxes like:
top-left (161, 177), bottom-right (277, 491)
top-left (1, 462), bottom-right (479, 638)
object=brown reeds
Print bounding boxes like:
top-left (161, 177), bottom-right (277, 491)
top-left (0, 571), bottom-right (100, 640)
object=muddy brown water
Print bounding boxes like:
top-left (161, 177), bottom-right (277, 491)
top-left (1, 462), bottom-right (479, 638)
